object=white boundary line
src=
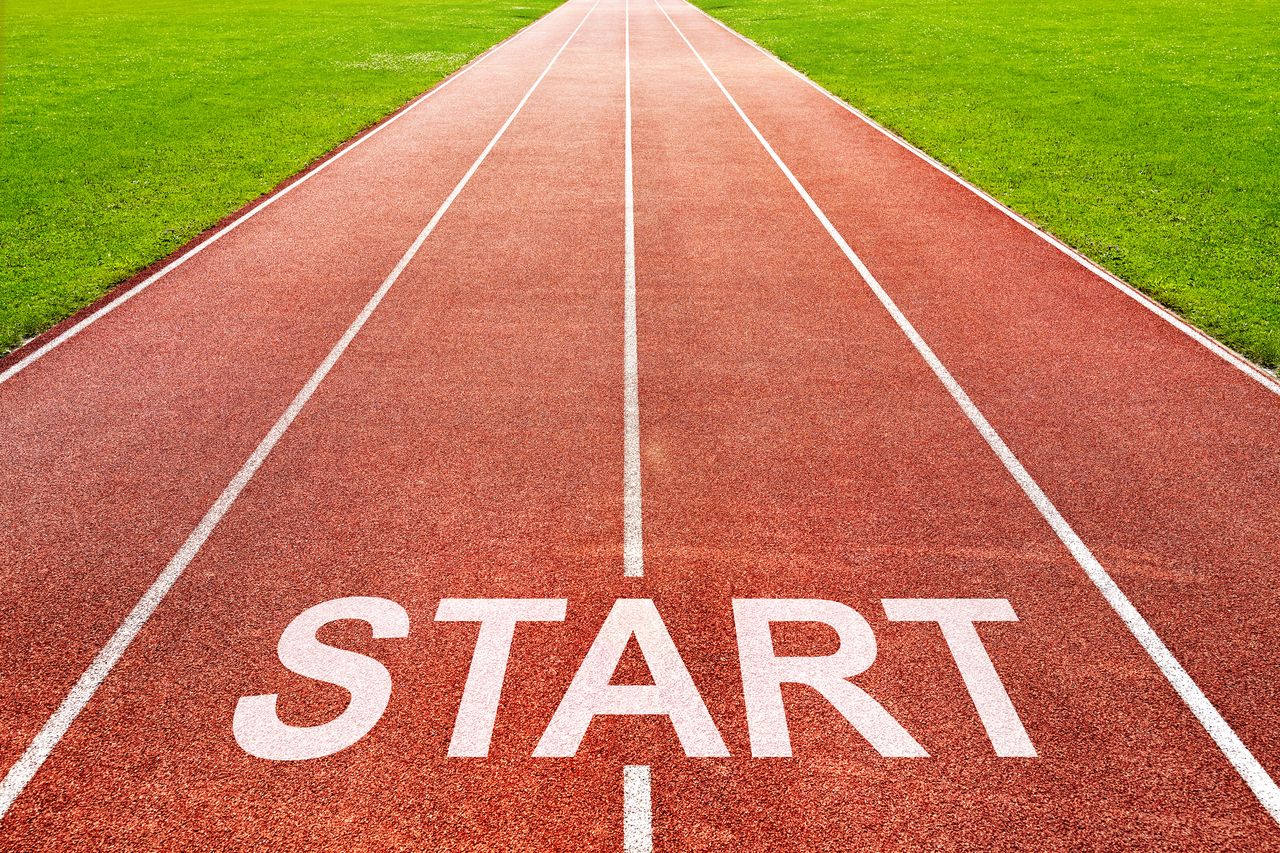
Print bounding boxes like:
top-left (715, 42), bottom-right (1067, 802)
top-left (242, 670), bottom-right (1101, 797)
top-left (0, 1), bottom-right (574, 389)
top-left (623, 764), bottom-right (653, 853)
top-left (621, 8), bottom-right (651, 848)
top-left (654, 0), bottom-right (1280, 823)
top-left (622, 0), bottom-right (645, 578)
top-left (0, 0), bottom-right (601, 820)
top-left (684, 2), bottom-right (1280, 397)
top-left (621, 2), bottom-right (650, 843)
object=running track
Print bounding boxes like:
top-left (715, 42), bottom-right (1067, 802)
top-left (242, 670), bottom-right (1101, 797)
top-left (2, 0), bottom-right (1279, 848)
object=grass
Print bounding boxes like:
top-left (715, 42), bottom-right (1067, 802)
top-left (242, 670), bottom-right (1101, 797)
top-left (692, 0), bottom-right (1280, 371)
top-left (0, 0), bottom-right (559, 355)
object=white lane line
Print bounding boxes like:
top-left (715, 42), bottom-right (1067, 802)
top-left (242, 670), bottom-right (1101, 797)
top-left (0, 0), bottom-right (602, 821)
top-left (622, 10), bottom-right (651, 849)
top-left (684, 4), bottom-right (1280, 397)
top-left (623, 764), bottom-right (653, 853)
top-left (655, 0), bottom-right (1280, 823)
top-left (0, 0), bottom-right (575, 389)
top-left (622, 0), bottom-right (644, 578)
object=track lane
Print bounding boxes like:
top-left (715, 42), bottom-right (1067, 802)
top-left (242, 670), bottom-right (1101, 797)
top-left (0, 0), bottom-right (635, 845)
top-left (0, 0), bottom-right (1276, 847)
top-left (0, 0), bottom-right (586, 778)
top-left (660, 0), bottom-right (1280, 791)
top-left (627, 0), bottom-right (1279, 845)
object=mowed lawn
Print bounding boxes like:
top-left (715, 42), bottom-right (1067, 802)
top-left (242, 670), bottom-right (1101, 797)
top-left (0, 0), bottom-right (557, 355)
top-left (693, 0), bottom-right (1280, 370)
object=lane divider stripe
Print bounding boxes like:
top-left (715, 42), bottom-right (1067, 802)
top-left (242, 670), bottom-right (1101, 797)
top-left (621, 2), bottom-right (649, 843)
top-left (622, 0), bottom-right (644, 578)
top-left (655, 0), bottom-right (1280, 823)
top-left (0, 0), bottom-right (602, 821)
top-left (623, 764), bottom-right (653, 853)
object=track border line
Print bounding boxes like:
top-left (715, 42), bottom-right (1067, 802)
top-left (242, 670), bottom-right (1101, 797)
top-left (0, 0), bottom-right (575, 389)
top-left (655, 0), bottom-right (1280, 822)
top-left (0, 0), bottom-right (602, 820)
top-left (683, 2), bottom-right (1280, 397)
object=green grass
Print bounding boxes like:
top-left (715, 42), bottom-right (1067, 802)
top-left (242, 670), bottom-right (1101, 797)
top-left (0, 0), bottom-right (558, 354)
top-left (693, 0), bottom-right (1280, 371)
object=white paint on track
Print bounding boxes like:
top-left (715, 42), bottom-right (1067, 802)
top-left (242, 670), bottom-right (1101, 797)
top-left (622, 0), bottom-right (645, 578)
top-left (623, 764), bottom-right (653, 853)
top-left (683, 2), bottom-right (1280, 397)
top-left (622, 8), bottom-right (650, 845)
top-left (0, 0), bottom-right (602, 821)
top-left (654, 0), bottom-right (1280, 823)
top-left (0, 0), bottom-right (575, 390)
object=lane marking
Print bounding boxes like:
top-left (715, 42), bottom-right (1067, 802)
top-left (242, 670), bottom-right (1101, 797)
top-left (684, 3), bottom-right (1280, 397)
top-left (655, 0), bottom-right (1280, 822)
top-left (623, 764), bottom-right (653, 853)
top-left (0, 0), bottom-right (576, 389)
top-left (621, 5), bottom-right (649, 843)
top-left (622, 0), bottom-right (645, 578)
top-left (0, 0), bottom-right (602, 821)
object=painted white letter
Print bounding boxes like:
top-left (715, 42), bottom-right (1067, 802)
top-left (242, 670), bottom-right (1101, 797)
top-left (733, 598), bottom-right (926, 758)
top-left (535, 599), bottom-right (727, 758)
top-left (233, 596), bottom-right (409, 761)
top-left (882, 598), bottom-right (1034, 757)
top-left (435, 598), bottom-right (567, 757)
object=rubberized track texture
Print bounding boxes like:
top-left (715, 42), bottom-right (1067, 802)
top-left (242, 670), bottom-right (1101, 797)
top-left (1, 0), bottom-right (1278, 849)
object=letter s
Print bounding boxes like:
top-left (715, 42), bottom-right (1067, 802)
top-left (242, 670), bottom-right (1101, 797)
top-left (233, 596), bottom-right (409, 761)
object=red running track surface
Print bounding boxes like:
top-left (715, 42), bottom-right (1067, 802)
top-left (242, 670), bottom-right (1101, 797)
top-left (0, 0), bottom-right (1278, 848)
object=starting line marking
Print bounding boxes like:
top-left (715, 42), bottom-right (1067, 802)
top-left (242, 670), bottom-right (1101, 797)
top-left (653, 0), bottom-right (1280, 822)
top-left (232, 596), bottom-right (1034, 761)
top-left (0, 0), bottom-right (603, 821)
